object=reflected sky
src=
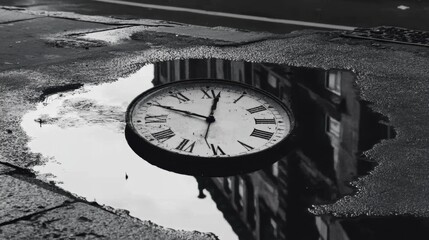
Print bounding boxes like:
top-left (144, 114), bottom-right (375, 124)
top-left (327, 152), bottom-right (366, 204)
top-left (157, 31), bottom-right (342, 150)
top-left (21, 65), bottom-right (238, 240)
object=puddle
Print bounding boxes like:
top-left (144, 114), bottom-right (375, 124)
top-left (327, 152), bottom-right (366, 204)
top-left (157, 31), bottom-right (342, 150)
top-left (22, 65), bottom-right (237, 240)
top-left (22, 59), bottom-right (403, 239)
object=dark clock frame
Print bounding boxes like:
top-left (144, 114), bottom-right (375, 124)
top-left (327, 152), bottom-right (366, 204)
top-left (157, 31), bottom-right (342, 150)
top-left (125, 79), bottom-right (296, 177)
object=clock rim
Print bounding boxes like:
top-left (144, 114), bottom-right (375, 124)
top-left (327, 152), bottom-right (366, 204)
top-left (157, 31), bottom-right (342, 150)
top-left (125, 79), bottom-right (296, 176)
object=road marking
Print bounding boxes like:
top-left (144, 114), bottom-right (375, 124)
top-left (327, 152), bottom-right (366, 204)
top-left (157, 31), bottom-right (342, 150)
top-left (93, 0), bottom-right (356, 30)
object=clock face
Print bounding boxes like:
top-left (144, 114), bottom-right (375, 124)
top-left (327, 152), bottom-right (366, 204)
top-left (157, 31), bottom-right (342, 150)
top-left (126, 80), bottom-right (293, 159)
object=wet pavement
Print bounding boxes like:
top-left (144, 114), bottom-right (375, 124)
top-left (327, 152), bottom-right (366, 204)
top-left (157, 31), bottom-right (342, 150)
top-left (0, 5), bottom-right (429, 240)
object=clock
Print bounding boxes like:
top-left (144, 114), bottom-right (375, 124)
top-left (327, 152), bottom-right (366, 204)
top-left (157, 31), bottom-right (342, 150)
top-left (125, 79), bottom-right (295, 176)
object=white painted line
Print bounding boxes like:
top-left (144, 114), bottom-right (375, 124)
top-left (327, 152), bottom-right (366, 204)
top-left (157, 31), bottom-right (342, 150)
top-left (93, 0), bottom-right (356, 31)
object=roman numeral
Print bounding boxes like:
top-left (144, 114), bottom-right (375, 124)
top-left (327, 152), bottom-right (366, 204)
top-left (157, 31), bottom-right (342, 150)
top-left (145, 114), bottom-right (168, 123)
top-left (254, 118), bottom-right (276, 124)
top-left (250, 129), bottom-right (273, 140)
top-left (211, 144), bottom-right (226, 155)
top-left (233, 93), bottom-right (246, 103)
top-left (201, 89), bottom-right (221, 99)
top-left (237, 140), bottom-right (254, 151)
top-left (152, 129), bottom-right (175, 142)
top-left (170, 92), bottom-right (190, 103)
top-left (247, 105), bottom-right (266, 114)
top-left (176, 139), bottom-right (196, 153)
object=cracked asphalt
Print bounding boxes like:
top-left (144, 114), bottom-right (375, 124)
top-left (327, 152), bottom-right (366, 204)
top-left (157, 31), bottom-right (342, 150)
top-left (0, 5), bottom-right (428, 239)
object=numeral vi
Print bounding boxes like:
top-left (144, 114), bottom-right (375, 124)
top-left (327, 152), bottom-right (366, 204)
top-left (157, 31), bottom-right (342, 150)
top-left (211, 144), bottom-right (226, 155)
top-left (176, 139), bottom-right (196, 153)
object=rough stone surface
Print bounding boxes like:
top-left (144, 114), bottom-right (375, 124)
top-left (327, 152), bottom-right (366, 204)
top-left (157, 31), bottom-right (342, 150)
top-left (0, 175), bottom-right (70, 224)
top-left (0, 9), bottom-right (40, 23)
top-left (0, 202), bottom-right (218, 240)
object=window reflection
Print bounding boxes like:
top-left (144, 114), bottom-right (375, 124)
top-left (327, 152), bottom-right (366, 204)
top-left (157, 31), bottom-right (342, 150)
top-left (326, 70), bottom-right (342, 96)
top-left (326, 115), bottom-right (341, 138)
top-left (153, 59), bottom-right (411, 240)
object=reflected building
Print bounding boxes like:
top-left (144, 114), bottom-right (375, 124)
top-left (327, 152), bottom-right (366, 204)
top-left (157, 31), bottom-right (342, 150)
top-left (152, 59), bottom-right (409, 240)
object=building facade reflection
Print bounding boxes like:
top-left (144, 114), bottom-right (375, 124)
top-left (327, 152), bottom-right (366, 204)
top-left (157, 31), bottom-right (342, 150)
top-left (152, 59), bottom-right (407, 240)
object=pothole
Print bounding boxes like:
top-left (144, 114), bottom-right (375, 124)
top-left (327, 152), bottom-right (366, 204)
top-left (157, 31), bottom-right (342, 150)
top-left (21, 59), bottom-right (395, 239)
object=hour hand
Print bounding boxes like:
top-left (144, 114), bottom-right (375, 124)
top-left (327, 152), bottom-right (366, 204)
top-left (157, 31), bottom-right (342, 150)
top-left (206, 92), bottom-right (220, 123)
top-left (153, 103), bottom-right (208, 120)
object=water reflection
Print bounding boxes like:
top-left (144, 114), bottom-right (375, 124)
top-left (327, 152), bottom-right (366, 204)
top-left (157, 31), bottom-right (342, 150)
top-left (22, 58), bottom-right (429, 240)
top-left (21, 66), bottom-right (238, 240)
top-left (152, 59), bottom-right (429, 240)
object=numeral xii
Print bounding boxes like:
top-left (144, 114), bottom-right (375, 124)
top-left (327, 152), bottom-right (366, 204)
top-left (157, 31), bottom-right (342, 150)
top-left (201, 89), bottom-right (220, 99)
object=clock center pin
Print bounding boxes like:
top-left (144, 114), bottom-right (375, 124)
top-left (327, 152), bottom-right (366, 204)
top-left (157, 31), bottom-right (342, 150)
top-left (206, 115), bottom-right (215, 123)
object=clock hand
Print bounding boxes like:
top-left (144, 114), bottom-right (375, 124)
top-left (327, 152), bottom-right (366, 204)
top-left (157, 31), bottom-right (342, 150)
top-left (204, 123), bottom-right (212, 148)
top-left (153, 104), bottom-right (208, 120)
top-left (204, 92), bottom-right (220, 147)
top-left (208, 92), bottom-right (221, 117)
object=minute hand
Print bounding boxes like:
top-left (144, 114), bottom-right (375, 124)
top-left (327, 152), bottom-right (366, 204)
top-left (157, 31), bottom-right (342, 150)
top-left (204, 92), bottom-right (220, 147)
top-left (154, 104), bottom-right (208, 120)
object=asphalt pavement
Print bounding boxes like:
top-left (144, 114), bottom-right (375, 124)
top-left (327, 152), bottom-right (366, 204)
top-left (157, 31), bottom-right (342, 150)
top-left (0, 5), bottom-right (429, 240)
top-left (2, 0), bottom-right (429, 33)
